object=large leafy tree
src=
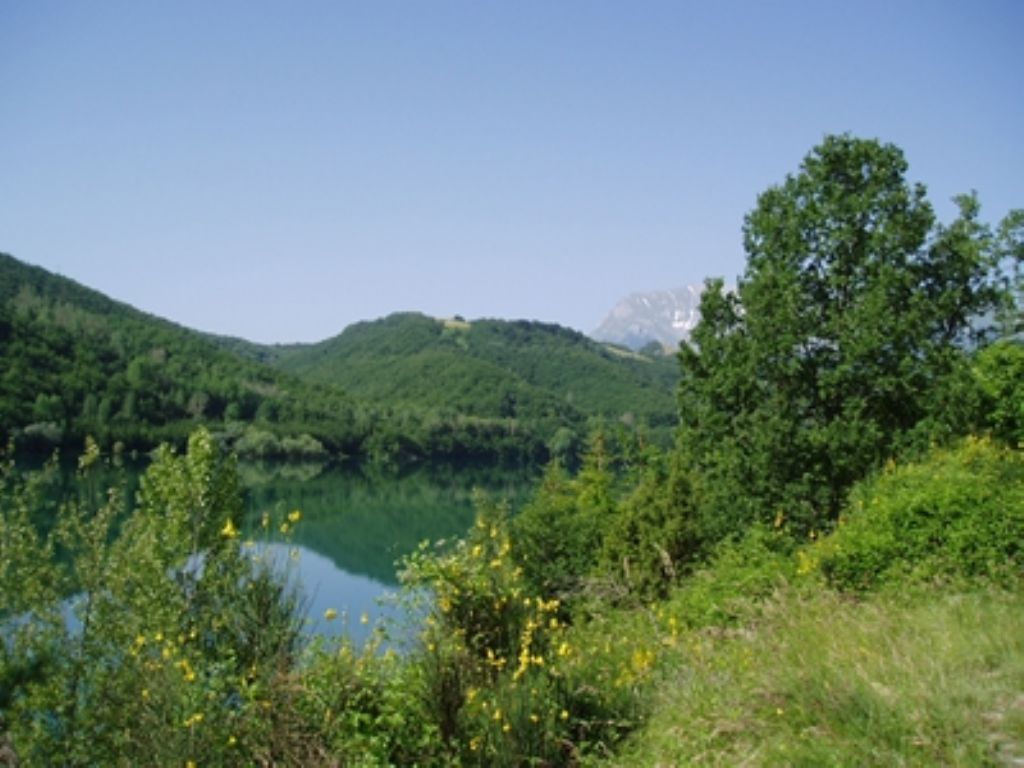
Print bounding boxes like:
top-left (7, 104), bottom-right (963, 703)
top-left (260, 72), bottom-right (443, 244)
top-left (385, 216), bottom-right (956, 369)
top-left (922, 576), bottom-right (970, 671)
top-left (679, 135), bottom-right (1010, 542)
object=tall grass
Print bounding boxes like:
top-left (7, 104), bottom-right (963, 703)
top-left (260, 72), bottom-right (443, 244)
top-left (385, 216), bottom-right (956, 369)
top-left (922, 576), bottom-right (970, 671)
top-left (611, 587), bottom-right (1024, 766)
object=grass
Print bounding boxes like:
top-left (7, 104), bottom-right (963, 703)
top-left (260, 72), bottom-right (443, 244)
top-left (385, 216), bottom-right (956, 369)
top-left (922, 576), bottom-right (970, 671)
top-left (603, 585), bottom-right (1024, 767)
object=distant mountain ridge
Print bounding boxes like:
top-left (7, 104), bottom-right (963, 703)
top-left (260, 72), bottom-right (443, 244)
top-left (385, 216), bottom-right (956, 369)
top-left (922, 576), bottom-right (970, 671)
top-left (591, 286), bottom-right (704, 351)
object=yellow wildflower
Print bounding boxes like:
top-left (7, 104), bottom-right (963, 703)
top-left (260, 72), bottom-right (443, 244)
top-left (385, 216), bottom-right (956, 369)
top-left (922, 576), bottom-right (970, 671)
top-left (288, 509), bottom-right (302, 523)
top-left (279, 522), bottom-right (289, 535)
top-left (220, 519), bottom-right (239, 539)
top-left (324, 608), bottom-right (338, 621)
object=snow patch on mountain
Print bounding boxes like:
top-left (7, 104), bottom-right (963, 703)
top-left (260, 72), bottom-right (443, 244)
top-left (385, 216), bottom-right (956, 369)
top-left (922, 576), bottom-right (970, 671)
top-left (591, 286), bottom-right (704, 351)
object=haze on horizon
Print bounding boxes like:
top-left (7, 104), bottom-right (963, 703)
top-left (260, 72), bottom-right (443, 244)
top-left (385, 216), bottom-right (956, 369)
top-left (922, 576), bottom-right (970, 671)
top-left (1, 1), bottom-right (1021, 344)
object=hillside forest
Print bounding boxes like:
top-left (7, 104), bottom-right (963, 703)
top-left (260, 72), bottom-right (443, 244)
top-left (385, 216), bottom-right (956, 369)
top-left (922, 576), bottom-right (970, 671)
top-left (0, 254), bottom-right (677, 466)
top-left (1, 135), bottom-right (1022, 765)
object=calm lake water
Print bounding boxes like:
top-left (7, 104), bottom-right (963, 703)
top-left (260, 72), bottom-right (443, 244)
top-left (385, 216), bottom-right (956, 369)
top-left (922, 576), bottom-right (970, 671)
top-left (20, 457), bottom-right (536, 646)
top-left (237, 460), bottom-right (538, 645)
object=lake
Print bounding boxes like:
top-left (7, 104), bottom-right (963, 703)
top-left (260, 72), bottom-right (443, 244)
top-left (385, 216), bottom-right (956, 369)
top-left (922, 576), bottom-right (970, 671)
top-left (223, 460), bottom-right (535, 645)
top-left (17, 456), bottom-right (536, 646)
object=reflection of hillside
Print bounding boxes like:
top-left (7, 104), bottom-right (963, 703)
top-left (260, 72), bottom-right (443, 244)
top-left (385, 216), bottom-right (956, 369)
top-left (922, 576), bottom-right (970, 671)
top-left (237, 460), bottom-right (327, 486)
top-left (243, 463), bottom-right (537, 585)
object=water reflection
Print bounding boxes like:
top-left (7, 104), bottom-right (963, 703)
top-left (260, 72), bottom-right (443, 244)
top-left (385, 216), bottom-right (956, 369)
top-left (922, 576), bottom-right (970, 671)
top-left (239, 461), bottom-right (537, 637)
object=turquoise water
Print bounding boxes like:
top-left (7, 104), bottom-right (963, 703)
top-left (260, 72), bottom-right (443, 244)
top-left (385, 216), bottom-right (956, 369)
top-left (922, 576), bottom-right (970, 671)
top-left (237, 460), bottom-right (537, 645)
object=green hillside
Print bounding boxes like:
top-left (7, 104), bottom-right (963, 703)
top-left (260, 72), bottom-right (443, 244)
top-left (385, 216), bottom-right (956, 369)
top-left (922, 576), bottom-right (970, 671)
top-left (257, 312), bottom-right (679, 438)
top-left (1, 254), bottom-right (677, 464)
top-left (0, 252), bottom-right (366, 455)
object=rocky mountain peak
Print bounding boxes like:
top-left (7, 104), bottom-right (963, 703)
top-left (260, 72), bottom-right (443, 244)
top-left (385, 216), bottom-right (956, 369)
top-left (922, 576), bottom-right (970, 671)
top-left (591, 285), bottom-right (704, 351)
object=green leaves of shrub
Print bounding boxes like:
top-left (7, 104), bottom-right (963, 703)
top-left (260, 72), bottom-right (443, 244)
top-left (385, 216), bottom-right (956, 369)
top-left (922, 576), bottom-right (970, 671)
top-left (818, 438), bottom-right (1024, 590)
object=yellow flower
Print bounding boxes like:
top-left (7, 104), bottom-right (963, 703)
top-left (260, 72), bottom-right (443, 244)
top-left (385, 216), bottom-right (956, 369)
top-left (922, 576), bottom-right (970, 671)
top-left (260, 512), bottom-right (270, 529)
top-left (502, 723), bottom-right (511, 733)
top-left (220, 519), bottom-right (239, 539)
top-left (279, 522), bottom-right (289, 535)
top-left (141, 688), bottom-right (150, 701)
top-left (560, 709), bottom-right (569, 721)
top-left (469, 736), bottom-right (480, 752)
top-left (227, 735), bottom-right (237, 747)
top-left (324, 608), bottom-right (338, 621)
top-left (288, 509), bottom-right (302, 523)
top-left (360, 612), bottom-right (369, 625)
top-left (186, 761), bottom-right (196, 768)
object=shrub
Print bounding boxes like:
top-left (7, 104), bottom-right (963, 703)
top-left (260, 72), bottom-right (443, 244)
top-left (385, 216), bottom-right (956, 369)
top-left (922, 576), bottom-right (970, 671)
top-left (0, 430), bottom-right (309, 765)
top-left (818, 437), bottom-right (1024, 591)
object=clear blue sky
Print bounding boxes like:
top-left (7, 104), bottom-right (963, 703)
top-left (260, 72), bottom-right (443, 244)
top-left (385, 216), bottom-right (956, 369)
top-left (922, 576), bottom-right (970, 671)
top-left (1, 1), bottom-right (1021, 343)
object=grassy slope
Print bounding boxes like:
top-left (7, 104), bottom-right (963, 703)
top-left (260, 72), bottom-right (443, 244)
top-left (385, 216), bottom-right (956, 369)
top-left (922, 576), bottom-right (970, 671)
top-left (599, 585), bottom-right (1023, 767)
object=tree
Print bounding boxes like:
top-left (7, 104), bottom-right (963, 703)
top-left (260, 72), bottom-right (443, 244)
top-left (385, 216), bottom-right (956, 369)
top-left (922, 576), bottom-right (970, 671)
top-left (678, 135), bottom-right (1010, 542)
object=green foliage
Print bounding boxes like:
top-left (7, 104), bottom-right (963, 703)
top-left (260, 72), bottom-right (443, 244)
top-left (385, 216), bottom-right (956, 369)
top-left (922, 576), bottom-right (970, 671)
top-left (679, 135), bottom-right (1013, 548)
top-left (513, 430), bottom-right (621, 603)
top-left (400, 501), bottom-right (582, 765)
top-left (0, 429), bottom-right (310, 765)
top-left (665, 524), bottom-right (796, 630)
top-left (971, 340), bottom-right (1024, 446)
top-left (600, 446), bottom-right (700, 598)
top-left (816, 437), bottom-right (1024, 591)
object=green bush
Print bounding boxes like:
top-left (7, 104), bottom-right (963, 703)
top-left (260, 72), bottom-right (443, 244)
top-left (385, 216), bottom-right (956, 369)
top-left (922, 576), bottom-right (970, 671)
top-left (972, 340), bottom-right (1024, 447)
top-left (818, 437), bottom-right (1024, 591)
top-left (0, 430), bottom-right (310, 765)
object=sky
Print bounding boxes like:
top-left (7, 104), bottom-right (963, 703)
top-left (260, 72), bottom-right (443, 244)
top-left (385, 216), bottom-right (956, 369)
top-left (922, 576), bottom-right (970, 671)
top-left (1, 1), bottom-right (1021, 343)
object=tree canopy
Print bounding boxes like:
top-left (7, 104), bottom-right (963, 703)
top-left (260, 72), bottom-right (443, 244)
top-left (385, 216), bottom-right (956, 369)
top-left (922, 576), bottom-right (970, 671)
top-left (679, 134), bottom-right (1013, 541)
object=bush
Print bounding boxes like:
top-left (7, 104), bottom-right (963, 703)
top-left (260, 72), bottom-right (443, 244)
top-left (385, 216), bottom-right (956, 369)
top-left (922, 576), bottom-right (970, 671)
top-left (0, 430), bottom-right (310, 765)
top-left (817, 437), bottom-right (1024, 591)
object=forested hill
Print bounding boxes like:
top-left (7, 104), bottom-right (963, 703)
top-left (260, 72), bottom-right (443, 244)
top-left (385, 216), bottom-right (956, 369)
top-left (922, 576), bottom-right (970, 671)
top-left (220, 311), bottom-right (678, 436)
top-left (0, 252), bottom-right (365, 455)
top-left (1, 253), bottom-right (678, 463)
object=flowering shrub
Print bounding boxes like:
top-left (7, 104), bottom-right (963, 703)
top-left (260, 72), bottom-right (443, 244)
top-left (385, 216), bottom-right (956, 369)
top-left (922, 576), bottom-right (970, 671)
top-left (400, 497), bottom-right (582, 764)
top-left (0, 430), bottom-right (308, 765)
